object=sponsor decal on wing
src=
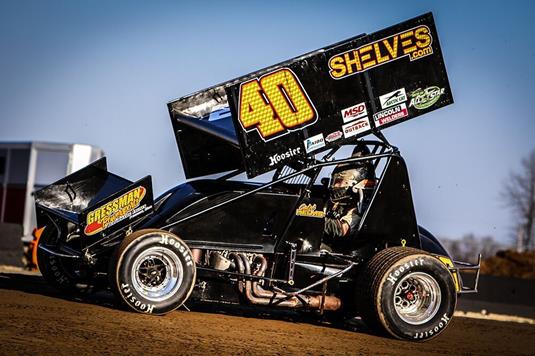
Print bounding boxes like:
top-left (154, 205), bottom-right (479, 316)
top-left (303, 133), bottom-right (325, 153)
top-left (409, 86), bottom-right (445, 110)
top-left (340, 102), bottom-right (368, 123)
top-left (342, 118), bottom-right (370, 138)
top-left (373, 103), bottom-right (408, 126)
top-left (379, 88), bottom-right (407, 109)
top-left (238, 68), bottom-right (318, 141)
top-left (268, 146), bottom-right (302, 166)
top-left (328, 24), bottom-right (434, 80)
top-left (84, 186), bottom-right (147, 236)
top-left (325, 131), bottom-right (343, 142)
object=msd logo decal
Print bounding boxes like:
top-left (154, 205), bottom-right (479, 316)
top-left (342, 118), bottom-right (370, 138)
top-left (379, 88), bottom-right (407, 109)
top-left (303, 133), bottom-right (325, 153)
top-left (340, 102), bottom-right (367, 123)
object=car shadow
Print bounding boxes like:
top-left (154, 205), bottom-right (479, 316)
top-left (0, 270), bottom-right (373, 335)
top-left (185, 299), bottom-right (372, 335)
top-left (0, 271), bottom-right (118, 310)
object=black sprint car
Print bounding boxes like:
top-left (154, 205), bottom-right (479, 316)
top-left (34, 12), bottom-right (479, 341)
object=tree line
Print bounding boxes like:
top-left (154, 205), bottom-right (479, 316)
top-left (502, 149), bottom-right (535, 252)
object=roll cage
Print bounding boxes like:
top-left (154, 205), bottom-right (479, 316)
top-left (160, 139), bottom-right (396, 232)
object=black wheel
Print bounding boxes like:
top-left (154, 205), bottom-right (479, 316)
top-left (110, 229), bottom-right (196, 315)
top-left (37, 225), bottom-right (89, 293)
top-left (358, 247), bottom-right (456, 341)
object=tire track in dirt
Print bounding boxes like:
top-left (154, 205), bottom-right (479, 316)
top-left (0, 271), bottom-right (534, 355)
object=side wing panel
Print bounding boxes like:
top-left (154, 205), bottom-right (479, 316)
top-left (358, 156), bottom-right (420, 248)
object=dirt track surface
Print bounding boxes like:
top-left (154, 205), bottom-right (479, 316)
top-left (1, 271), bottom-right (534, 355)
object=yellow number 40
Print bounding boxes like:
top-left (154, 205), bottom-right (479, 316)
top-left (238, 68), bottom-right (317, 141)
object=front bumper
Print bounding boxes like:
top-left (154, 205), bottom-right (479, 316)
top-left (452, 254), bottom-right (481, 294)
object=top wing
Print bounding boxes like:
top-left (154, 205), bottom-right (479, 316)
top-left (169, 12), bottom-right (452, 178)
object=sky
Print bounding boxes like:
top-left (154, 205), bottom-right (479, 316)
top-left (1, 0), bottom-right (534, 245)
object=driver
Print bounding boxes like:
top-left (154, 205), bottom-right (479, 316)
top-left (324, 143), bottom-right (376, 239)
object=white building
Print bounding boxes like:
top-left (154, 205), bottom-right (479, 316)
top-left (0, 142), bottom-right (103, 243)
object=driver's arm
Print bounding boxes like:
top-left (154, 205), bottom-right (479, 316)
top-left (325, 207), bottom-right (359, 237)
top-left (324, 217), bottom-right (350, 237)
top-left (340, 221), bottom-right (350, 236)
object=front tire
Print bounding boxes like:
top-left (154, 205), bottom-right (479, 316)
top-left (110, 229), bottom-right (196, 315)
top-left (358, 247), bottom-right (456, 341)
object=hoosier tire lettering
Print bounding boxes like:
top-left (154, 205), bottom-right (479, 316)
top-left (159, 235), bottom-right (194, 267)
top-left (386, 257), bottom-right (425, 285)
top-left (121, 283), bottom-right (155, 314)
top-left (413, 313), bottom-right (451, 339)
top-left (48, 256), bottom-right (69, 285)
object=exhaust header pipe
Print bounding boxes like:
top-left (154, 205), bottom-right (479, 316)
top-left (230, 253), bottom-right (341, 312)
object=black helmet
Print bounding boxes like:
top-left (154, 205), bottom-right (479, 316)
top-left (351, 142), bottom-right (371, 159)
top-left (329, 142), bottom-right (373, 202)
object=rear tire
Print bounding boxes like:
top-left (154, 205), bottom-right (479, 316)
top-left (37, 226), bottom-right (89, 294)
top-left (110, 229), bottom-right (196, 315)
top-left (358, 247), bottom-right (456, 341)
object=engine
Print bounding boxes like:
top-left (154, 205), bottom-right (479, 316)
top-left (194, 249), bottom-right (341, 311)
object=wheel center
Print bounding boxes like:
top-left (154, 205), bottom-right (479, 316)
top-left (138, 258), bottom-right (167, 287)
top-left (393, 272), bottom-right (442, 325)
